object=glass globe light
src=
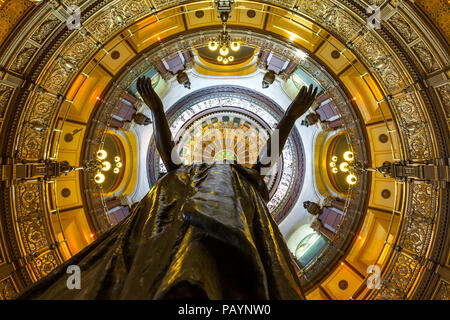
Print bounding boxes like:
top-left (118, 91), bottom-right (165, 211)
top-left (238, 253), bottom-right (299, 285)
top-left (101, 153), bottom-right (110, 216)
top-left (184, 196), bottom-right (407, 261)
top-left (230, 42), bottom-right (240, 51)
top-left (346, 174), bottom-right (357, 185)
top-left (102, 161), bottom-right (111, 171)
top-left (208, 41), bottom-right (218, 51)
top-left (94, 173), bottom-right (105, 184)
top-left (97, 150), bottom-right (107, 160)
top-left (219, 46), bottom-right (229, 56)
top-left (343, 151), bottom-right (354, 162)
top-left (339, 162), bottom-right (349, 172)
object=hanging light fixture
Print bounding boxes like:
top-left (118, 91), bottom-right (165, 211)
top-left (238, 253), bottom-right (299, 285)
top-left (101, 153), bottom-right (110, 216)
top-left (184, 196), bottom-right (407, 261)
top-left (217, 56), bottom-right (223, 62)
top-left (206, 0), bottom-right (240, 65)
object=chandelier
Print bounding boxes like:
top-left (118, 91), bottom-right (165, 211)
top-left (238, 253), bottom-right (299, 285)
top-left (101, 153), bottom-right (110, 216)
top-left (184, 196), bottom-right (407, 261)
top-left (208, 0), bottom-right (240, 64)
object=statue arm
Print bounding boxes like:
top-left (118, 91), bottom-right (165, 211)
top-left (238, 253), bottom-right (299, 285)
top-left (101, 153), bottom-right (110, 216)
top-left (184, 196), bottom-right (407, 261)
top-left (253, 84), bottom-right (318, 173)
top-left (137, 77), bottom-right (181, 172)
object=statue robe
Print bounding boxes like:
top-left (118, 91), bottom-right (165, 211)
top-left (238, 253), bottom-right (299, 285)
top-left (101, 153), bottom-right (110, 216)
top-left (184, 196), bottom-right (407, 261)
top-left (18, 163), bottom-right (304, 299)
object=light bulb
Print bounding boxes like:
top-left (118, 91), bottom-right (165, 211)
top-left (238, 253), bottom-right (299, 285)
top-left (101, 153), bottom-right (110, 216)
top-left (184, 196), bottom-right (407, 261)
top-left (219, 46), bottom-right (229, 56)
top-left (208, 41), bottom-right (218, 51)
top-left (114, 156), bottom-right (120, 162)
top-left (113, 168), bottom-right (119, 174)
top-left (102, 161), bottom-right (111, 171)
top-left (217, 55), bottom-right (223, 62)
top-left (223, 58), bottom-right (229, 64)
top-left (343, 151), bottom-right (354, 162)
top-left (332, 156), bottom-right (338, 162)
top-left (332, 168), bottom-right (338, 174)
top-left (228, 56), bottom-right (234, 62)
top-left (116, 162), bottom-right (123, 168)
top-left (339, 162), bottom-right (349, 172)
top-left (97, 150), bottom-right (107, 160)
top-left (346, 174), bottom-right (357, 185)
top-left (230, 42), bottom-right (240, 51)
top-left (329, 162), bottom-right (336, 167)
top-left (94, 173), bottom-right (105, 184)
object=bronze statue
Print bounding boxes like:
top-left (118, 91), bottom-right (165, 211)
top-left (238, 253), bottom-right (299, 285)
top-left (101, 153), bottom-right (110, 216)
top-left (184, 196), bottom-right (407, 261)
top-left (17, 77), bottom-right (317, 300)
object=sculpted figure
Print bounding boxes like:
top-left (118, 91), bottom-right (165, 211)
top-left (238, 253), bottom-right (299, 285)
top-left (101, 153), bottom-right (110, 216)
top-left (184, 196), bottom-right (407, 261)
top-left (18, 77), bottom-right (317, 300)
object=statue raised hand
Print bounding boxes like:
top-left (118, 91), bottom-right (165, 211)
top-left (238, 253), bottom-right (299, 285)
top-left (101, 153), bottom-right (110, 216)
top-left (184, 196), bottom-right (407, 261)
top-left (137, 76), bottom-right (181, 172)
top-left (285, 84), bottom-right (318, 122)
top-left (253, 84), bottom-right (318, 174)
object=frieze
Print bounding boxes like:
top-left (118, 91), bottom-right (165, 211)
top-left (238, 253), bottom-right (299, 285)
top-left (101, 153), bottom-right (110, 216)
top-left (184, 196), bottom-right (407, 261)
top-left (391, 94), bottom-right (433, 160)
top-left (9, 42), bottom-right (39, 75)
top-left (152, 0), bottom-right (187, 9)
top-left (375, 252), bottom-right (420, 299)
top-left (30, 15), bottom-right (61, 45)
top-left (0, 277), bottom-right (18, 300)
top-left (28, 250), bottom-right (59, 280)
top-left (16, 92), bottom-right (58, 161)
top-left (388, 12), bottom-right (419, 44)
top-left (399, 182), bottom-right (436, 257)
top-left (0, 84), bottom-right (14, 118)
top-left (84, 0), bottom-right (149, 42)
top-left (436, 84), bottom-right (450, 119)
top-left (433, 280), bottom-right (449, 300)
top-left (411, 41), bottom-right (440, 74)
top-left (14, 182), bottom-right (50, 256)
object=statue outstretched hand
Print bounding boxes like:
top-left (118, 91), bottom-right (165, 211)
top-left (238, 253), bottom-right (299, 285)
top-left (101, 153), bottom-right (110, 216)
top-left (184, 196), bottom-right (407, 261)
top-left (285, 84), bottom-right (318, 122)
top-left (253, 84), bottom-right (318, 174)
top-left (137, 76), bottom-right (163, 112)
top-left (136, 76), bottom-right (181, 172)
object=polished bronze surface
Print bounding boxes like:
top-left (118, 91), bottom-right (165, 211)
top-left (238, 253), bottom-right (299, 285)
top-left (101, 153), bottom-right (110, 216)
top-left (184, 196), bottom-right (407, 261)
top-left (18, 163), bottom-right (303, 299)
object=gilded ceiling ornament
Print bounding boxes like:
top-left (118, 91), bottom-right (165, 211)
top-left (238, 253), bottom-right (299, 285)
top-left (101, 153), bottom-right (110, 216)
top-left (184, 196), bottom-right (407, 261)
top-left (388, 12), bottom-right (419, 44)
top-left (0, 84), bottom-right (14, 117)
top-left (434, 281), bottom-right (449, 300)
top-left (9, 42), bottom-right (38, 74)
top-left (0, 278), bottom-right (18, 300)
top-left (31, 15), bottom-right (60, 44)
top-left (411, 41), bottom-right (440, 73)
top-left (436, 84), bottom-right (450, 118)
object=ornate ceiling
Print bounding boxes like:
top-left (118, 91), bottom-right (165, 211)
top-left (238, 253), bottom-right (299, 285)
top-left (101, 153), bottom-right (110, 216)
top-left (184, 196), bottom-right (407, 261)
top-left (0, 0), bottom-right (448, 300)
